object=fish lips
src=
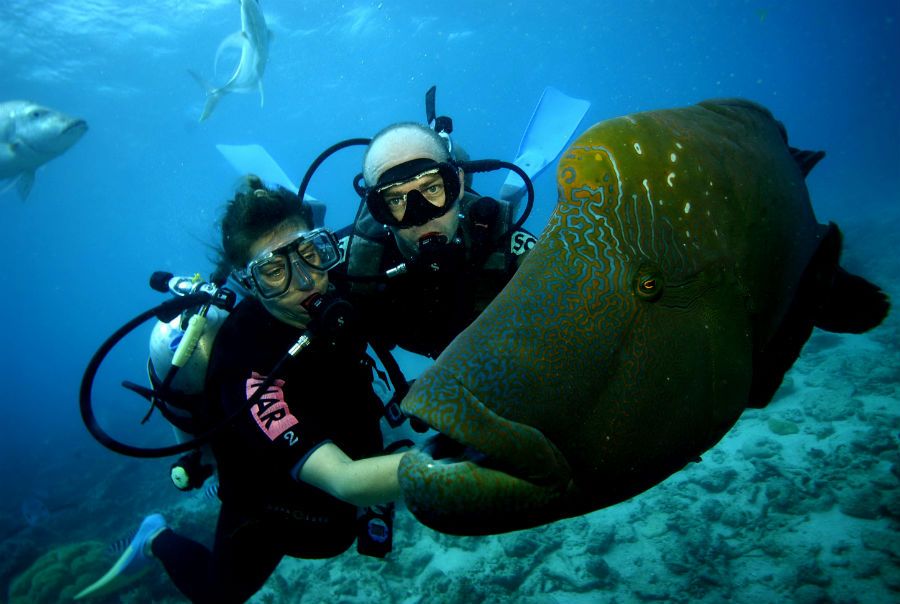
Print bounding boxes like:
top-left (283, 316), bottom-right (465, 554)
top-left (401, 373), bottom-right (573, 489)
top-left (63, 119), bottom-right (88, 137)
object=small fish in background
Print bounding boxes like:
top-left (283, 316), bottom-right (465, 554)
top-left (0, 101), bottom-right (88, 200)
top-left (103, 527), bottom-right (138, 558)
top-left (203, 481), bottom-right (220, 501)
top-left (189, 0), bottom-right (273, 121)
top-left (20, 497), bottom-right (50, 527)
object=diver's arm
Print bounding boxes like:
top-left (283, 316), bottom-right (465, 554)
top-left (297, 442), bottom-right (406, 507)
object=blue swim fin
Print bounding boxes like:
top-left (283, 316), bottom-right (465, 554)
top-left (499, 87), bottom-right (591, 206)
top-left (74, 513), bottom-right (166, 600)
top-left (215, 144), bottom-right (326, 226)
top-left (216, 143), bottom-right (298, 191)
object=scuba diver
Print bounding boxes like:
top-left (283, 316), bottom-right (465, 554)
top-left (330, 120), bottom-right (538, 360)
top-left (78, 85), bottom-right (571, 601)
top-left (78, 177), bottom-right (408, 604)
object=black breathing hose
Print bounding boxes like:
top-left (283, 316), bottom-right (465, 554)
top-left (458, 159), bottom-right (534, 233)
top-left (297, 138), bottom-right (371, 203)
top-left (79, 293), bottom-right (297, 458)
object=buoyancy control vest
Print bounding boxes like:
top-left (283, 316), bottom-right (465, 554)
top-left (333, 192), bottom-right (536, 358)
top-left (338, 192), bottom-right (534, 300)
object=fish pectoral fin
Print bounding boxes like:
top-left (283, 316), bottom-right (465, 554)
top-left (16, 171), bottom-right (34, 200)
top-left (810, 223), bottom-right (890, 334)
top-left (258, 80), bottom-right (265, 107)
top-left (0, 175), bottom-right (20, 197)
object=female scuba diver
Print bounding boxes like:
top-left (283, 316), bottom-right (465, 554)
top-left (84, 176), bottom-right (408, 604)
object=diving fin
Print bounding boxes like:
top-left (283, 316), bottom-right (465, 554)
top-left (74, 513), bottom-right (167, 600)
top-left (215, 144), bottom-right (326, 227)
top-left (74, 551), bottom-right (152, 601)
top-left (216, 143), bottom-right (298, 191)
top-left (499, 86), bottom-right (591, 206)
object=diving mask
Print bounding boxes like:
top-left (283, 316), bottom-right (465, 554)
top-left (366, 158), bottom-right (461, 228)
top-left (235, 228), bottom-right (341, 299)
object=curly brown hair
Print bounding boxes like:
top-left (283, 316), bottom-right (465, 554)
top-left (218, 175), bottom-right (314, 272)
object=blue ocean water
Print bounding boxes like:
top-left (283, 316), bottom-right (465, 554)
top-left (1, 1), bottom-right (898, 603)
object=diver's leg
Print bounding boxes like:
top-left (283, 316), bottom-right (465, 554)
top-left (151, 503), bottom-right (283, 604)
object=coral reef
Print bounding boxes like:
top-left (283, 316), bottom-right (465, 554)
top-left (7, 541), bottom-right (109, 604)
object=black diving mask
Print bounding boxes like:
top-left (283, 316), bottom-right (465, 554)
top-left (366, 158), bottom-right (461, 228)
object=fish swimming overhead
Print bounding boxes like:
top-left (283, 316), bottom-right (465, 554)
top-left (1, 101), bottom-right (88, 200)
top-left (396, 98), bottom-right (890, 535)
top-left (189, 0), bottom-right (272, 122)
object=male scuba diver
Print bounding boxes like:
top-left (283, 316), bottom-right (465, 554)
top-left (330, 122), bottom-right (537, 360)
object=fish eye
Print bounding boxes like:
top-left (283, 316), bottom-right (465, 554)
top-left (634, 270), bottom-right (664, 301)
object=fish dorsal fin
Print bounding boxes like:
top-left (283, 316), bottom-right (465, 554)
top-left (789, 146), bottom-right (826, 178)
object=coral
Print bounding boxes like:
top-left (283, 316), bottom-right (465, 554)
top-left (7, 541), bottom-right (110, 604)
top-left (768, 417), bottom-right (800, 435)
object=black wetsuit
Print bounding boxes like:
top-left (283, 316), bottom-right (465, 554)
top-left (332, 193), bottom-right (536, 359)
top-left (151, 296), bottom-right (385, 604)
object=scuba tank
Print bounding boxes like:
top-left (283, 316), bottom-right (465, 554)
top-left (80, 271), bottom-right (243, 458)
top-left (115, 272), bottom-right (236, 491)
top-left (80, 270), bottom-right (364, 462)
top-left (148, 305), bottom-right (228, 401)
top-left (145, 299), bottom-right (229, 491)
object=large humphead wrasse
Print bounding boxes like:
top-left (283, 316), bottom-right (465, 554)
top-left (397, 98), bottom-right (890, 535)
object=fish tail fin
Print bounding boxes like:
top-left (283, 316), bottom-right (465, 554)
top-left (188, 69), bottom-right (223, 122)
top-left (812, 222), bottom-right (891, 334)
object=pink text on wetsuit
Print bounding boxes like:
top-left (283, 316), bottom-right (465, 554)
top-left (246, 372), bottom-right (299, 440)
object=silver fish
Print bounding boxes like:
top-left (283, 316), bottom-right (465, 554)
top-left (189, 0), bottom-right (273, 122)
top-left (0, 101), bottom-right (87, 200)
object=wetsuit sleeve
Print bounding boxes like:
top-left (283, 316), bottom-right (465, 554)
top-left (215, 369), bottom-right (330, 474)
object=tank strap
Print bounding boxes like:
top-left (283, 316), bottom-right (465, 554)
top-left (342, 235), bottom-right (385, 296)
top-left (141, 360), bottom-right (208, 435)
top-left (342, 206), bottom-right (392, 296)
top-left (460, 193), bottom-right (531, 273)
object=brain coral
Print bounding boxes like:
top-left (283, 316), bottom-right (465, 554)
top-left (8, 541), bottom-right (109, 604)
